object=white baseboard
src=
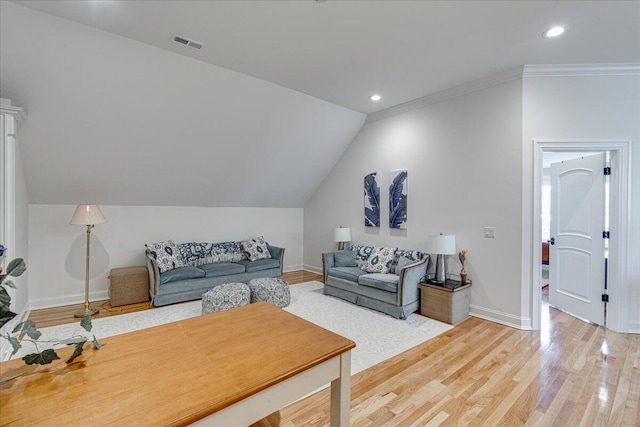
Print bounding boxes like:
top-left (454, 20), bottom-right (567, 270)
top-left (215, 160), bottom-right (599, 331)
top-left (629, 320), bottom-right (640, 334)
top-left (29, 290), bottom-right (109, 310)
top-left (283, 264), bottom-right (303, 273)
top-left (303, 264), bottom-right (322, 275)
top-left (470, 304), bottom-right (532, 330)
top-left (0, 302), bottom-right (32, 362)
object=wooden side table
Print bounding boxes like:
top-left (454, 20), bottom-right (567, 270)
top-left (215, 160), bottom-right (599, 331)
top-left (420, 281), bottom-right (471, 324)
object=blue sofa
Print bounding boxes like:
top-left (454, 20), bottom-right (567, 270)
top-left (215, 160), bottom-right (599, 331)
top-left (322, 245), bottom-right (429, 319)
top-left (146, 240), bottom-right (284, 306)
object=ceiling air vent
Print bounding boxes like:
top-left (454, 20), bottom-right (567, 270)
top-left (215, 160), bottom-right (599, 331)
top-left (172, 34), bottom-right (204, 50)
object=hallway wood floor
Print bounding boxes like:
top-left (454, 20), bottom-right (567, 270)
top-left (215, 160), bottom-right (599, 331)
top-left (26, 271), bottom-right (639, 426)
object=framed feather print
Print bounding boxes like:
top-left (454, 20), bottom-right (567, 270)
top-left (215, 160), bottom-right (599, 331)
top-left (364, 172), bottom-right (380, 227)
top-left (389, 169), bottom-right (407, 229)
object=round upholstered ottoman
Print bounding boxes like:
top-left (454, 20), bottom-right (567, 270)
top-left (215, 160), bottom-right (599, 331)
top-left (202, 283), bottom-right (250, 314)
top-left (247, 278), bottom-right (291, 308)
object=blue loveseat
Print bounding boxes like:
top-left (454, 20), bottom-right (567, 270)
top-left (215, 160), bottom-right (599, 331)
top-left (146, 240), bottom-right (284, 306)
top-left (322, 245), bottom-right (429, 319)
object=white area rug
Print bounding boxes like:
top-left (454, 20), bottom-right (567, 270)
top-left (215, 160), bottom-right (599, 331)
top-left (15, 281), bottom-right (452, 374)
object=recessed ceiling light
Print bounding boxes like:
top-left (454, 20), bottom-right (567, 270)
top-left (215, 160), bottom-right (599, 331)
top-left (543, 26), bottom-right (566, 38)
top-left (370, 94), bottom-right (381, 101)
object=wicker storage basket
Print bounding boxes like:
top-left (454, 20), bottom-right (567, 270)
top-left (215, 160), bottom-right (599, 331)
top-left (109, 266), bottom-right (149, 307)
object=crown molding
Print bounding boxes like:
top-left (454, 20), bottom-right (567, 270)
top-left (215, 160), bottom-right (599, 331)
top-left (365, 66), bottom-right (524, 124)
top-left (0, 98), bottom-right (27, 121)
top-left (523, 63), bottom-right (640, 78)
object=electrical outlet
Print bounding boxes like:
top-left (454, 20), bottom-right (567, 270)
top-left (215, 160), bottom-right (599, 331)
top-left (483, 226), bottom-right (496, 238)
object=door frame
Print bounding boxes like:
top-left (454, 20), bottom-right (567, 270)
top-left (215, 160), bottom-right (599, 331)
top-left (530, 140), bottom-right (631, 332)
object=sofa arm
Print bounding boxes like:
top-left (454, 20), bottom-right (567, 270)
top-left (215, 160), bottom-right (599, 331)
top-left (145, 250), bottom-right (160, 302)
top-left (267, 244), bottom-right (285, 275)
top-left (398, 255), bottom-right (430, 306)
top-left (322, 252), bottom-right (339, 284)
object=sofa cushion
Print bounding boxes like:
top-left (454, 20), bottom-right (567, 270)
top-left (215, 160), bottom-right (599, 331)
top-left (198, 262), bottom-right (246, 278)
top-left (334, 250), bottom-right (357, 267)
top-left (358, 273), bottom-right (400, 293)
top-left (237, 258), bottom-right (280, 273)
top-left (394, 255), bottom-right (415, 275)
top-left (159, 266), bottom-right (206, 285)
top-left (328, 267), bottom-right (368, 282)
top-left (360, 247), bottom-right (397, 274)
top-left (146, 240), bottom-right (184, 273)
top-left (242, 236), bottom-right (272, 261)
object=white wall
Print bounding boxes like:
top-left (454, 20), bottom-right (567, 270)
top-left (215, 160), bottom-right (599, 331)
top-left (304, 78), bottom-right (525, 327)
top-left (28, 205), bottom-right (303, 309)
top-left (0, 2), bottom-right (365, 208)
top-left (523, 71), bottom-right (640, 333)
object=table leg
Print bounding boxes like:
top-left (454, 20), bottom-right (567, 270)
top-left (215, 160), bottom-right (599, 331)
top-left (330, 350), bottom-right (351, 426)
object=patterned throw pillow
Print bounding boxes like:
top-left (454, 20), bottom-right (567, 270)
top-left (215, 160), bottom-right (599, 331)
top-left (349, 245), bottom-right (373, 261)
top-left (192, 241), bottom-right (247, 266)
top-left (242, 236), bottom-right (272, 261)
top-left (390, 249), bottom-right (426, 272)
top-left (178, 242), bottom-right (214, 266)
top-left (146, 240), bottom-right (184, 273)
top-left (360, 247), bottom-right (397, 274)
top-left (349, 245), bottom-right (374, 267)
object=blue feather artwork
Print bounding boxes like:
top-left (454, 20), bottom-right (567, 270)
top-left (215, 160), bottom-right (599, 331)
top-left (364, 172), bottom-right (380, 227)
top-left (389, 170), bottom-right (408, 229)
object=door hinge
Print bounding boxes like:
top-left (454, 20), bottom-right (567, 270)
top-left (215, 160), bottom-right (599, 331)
top-left (603, 231), bottom-right (610, 239)
top-left (602, 294), bottom-right (609, 302)
top-left (604, 167), bottom-right (611, 175)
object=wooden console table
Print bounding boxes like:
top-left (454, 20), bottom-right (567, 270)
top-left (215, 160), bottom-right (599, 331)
top-left (0, 302), bottom-right (355, 426)
top-left (421, 281), bottom-right (471, 324)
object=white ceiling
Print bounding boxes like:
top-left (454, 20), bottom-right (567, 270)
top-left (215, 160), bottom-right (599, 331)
top-left (11, 0), bottom-right (640, 114)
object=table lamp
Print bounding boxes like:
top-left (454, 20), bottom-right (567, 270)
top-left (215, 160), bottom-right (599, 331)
top-left (333, 226), bottom-right (351, 251)
top-left (425, 233), bottom-right (456, 284)
top-left (70, 204), bottom-right (107, 318)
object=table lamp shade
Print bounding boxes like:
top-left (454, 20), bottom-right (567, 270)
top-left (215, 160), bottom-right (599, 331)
top-left (425, 234), bottom-right (456, 255)
top-left (70, 205), bottom-right (107, 225)
top-left (333, 227), bottom-right (352, 243)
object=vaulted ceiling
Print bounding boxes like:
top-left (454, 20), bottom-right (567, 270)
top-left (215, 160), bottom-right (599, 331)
top-left (1, 1), bottom-right (638, 208)
top-left (10, 0), bottom-right (640, 113)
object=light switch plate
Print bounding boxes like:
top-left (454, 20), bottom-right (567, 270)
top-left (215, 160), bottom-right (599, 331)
top-left (483, 226), bottom-right (496, 238)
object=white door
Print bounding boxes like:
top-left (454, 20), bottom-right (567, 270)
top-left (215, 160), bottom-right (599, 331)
top-left (549, 153), bottom-right (606, 325)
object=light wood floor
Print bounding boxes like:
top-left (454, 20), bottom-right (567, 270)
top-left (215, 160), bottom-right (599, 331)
top-left (27, 272), bottom-right (640, 426)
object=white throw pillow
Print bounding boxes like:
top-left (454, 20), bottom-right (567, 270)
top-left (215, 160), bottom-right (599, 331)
top-left (360, 247), bottom-right (397, 274)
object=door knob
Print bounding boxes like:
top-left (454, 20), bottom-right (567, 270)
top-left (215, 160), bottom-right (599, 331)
top-left (549, 237), bottom-right (555, 245)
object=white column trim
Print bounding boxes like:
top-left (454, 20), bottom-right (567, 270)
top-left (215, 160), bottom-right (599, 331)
top-left (0, 99), bottom-right (26, 359)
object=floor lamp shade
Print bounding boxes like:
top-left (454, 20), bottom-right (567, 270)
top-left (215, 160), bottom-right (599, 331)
top-left (70, 204), bottom-right (107, 225)
top-left (425, 234), bottom-right (456, 283)
top-left (334, 227), bottom-right (351, 250)
top-left (70, 204), bottom-right (107, 318)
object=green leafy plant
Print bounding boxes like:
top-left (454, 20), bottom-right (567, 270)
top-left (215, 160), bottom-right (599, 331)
top-left (0, 244), bottom-right (105, 365)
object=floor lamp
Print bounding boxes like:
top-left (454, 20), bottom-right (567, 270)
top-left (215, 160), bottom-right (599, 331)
top-left (70, 204), bottom-right (107, 318)
top-left (425, 234), bottom-right (456, 284)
